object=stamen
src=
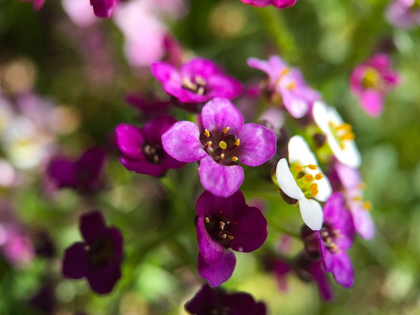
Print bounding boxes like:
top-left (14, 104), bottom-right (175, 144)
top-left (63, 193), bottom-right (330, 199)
top-left (234, 139), bottom-right (240, 146)
top-left (353, 196), bottom-right (362, 201)
top-left (152, 155), bottom-right (159, 163)
top-left (206, 141), bottom-right (212, 147)
top-left (315, 173), bottom-right (323, 180)
top-left (280, 68), bottom-right (289, 77)
top-left (220, 153), bottom-right (225, 159)
top-left (219, 222), bottom-right (225, 230)
top-left (197, 86), bottom-right (205, 95)
top-left (335, 123), bottom-right (352, 131)
top-left (223, 127), bottom-right (230, 134)
top-left (339, 133), bottom-right (355, 141)
top-left (204, 129), bottom-right (210, 137)
top-left (228, 235), bottom-right (234, 240)
top-left (363, 201), bottom-right (372, 211)
top-left (286, 81), bottom-right (296, 90)
top-left (219, 141), bottom-right (227, 149)
top-left (311, 190), bottom-right (319, 197)
top-left (308, 164), bottom-right (318, 170)
top-left (182, 77), bottom-right (197, 91)
top-left (195, 76), bottom-right (207, 86)
top-left (304, 174), bottom-right (314, 182)
top-left (321, 231), bottom-right (329, 238)
top-left (294, 165), bottom-right (303, 172)
top-left (205, 217), bottom-right (210, 223)
top-left (221, 234), bottom-right (227, 239)
top-left (231, 156), bottom-right (238, 162)
top-left (310, 183), bottom-right (318, 190)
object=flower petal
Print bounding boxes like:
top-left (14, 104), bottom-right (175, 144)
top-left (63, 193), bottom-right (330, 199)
top-left (141, 115), bottom-right (177, 144)
top-left (361, 89), bottom-right (383, 117)
top-left (48, 157), bottom-right (77, 188)
top-left (120, 157), bottom-right (167, 176)
top-left (331, 252), bottom-right (354, 288)
top-left (207, 75), bottom-right (242, 100)
top-left (298, 199), bottom-right (323, 231)
top-left (80, 211), bottom-right (107, 245)
top-left (115, 124), bottom-right (144, 160)
top-left (196, 215), bottom-right (224, 265)
top-left (197, 251), bottom-right (236, 287)
top-left (309, 262), bottom-right (335, 301)
top-left (201, 98), bottom-right (244, 133)
top-left (351, 205), bottom-right (375, 240)
top-left (196, 190), bottom-right (246, 218)
top-left (236, 123), bottom-right (277, 167)
top-left (86, 263), bottom-right (121, 294)
top-left (276, 158), bottom-right (304, 200)
top-left (185, 284), bottom-right (219, 314)
top-left (161, 121), bottom-right (207, 163)
top-left (288, 135), bottom-right (317, 166)
top-left (62, 242), bottom-right (89, 279)
top-left (280, 88), bottom-right (308, 119)
top-left (151, 62), bottom-right (179, 84)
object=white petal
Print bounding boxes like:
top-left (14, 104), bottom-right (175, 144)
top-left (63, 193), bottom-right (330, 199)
top-left (276, 158), bottom-right (305, 200)
top-left (312, 101), bottom-right (330, 133)
top-left (288, 135), bottom-right (317, 166)
top-left (328, 107), bottom-right (344, 125)
top-left (298, 198), bottom-right (323, 231)
top-left (314, 175), bottom-right (332, 202)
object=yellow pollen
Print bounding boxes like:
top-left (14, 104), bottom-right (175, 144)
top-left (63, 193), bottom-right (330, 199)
top-left (311, 190), bottom-right (319, 197)
top-left (329, 121), bottom-right (335, 128)
top-left (286, 81), bottom-right (296, 90)
top-left (358, 183), bottom-right (366, 190)
top-left (280, 68), bottom-right (289, 77)
top-left (363, 201), bottom-right (373, 211)
top-left (336, 123), bottom-right (353, 131)
top-left (304, 174), bottom-right (314, 182)
top-left (315, 173), bottom-right (323, 180)
top-left (340, 143), bottom-right (346, 149)
top-left (308, 164), bottom-right (318, 170)
top-left (206, 141), bottom-right (212, 147)
top-left (231, 156), bottom-right (238, 162)
top-left (197, 86), bottom-right (205, 95)
top-left (295, 165), bottom-right (303, 172)
top-left (221, 234), bottom-right (227, 239)
top-left (204, 129), bottom-right (210, 137)
top-left (310, 183), bottom-right (318, 190)
top-left (353, 196), bottom-right (362, 201)
top-left (220, 153), bottom-right (225, 159)
top-left (228, 235), bottom-right (234, 240)
top-left (234, 139), bottom-right (240, 146)
top-left (219, 141), bottom-right (227, 149)
top-left (205, 217), bottom-right (210, 223)
top-left (195, 75), bottom-right (207, 86)
top-left (340, 133), bottom-right (355, 141)
top-left (223, 127), bottom-right (230, 134)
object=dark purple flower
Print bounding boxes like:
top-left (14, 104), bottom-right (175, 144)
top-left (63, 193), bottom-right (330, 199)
top-left (47, 147), bottom-right (107, 193)
top-left (195, 190), bottom-right (267, 286)
top-left (185, 284), bottom-right (267, 315)
top-left (152, 58), bottom-right (242, 106)
top-left (241, 0), bottom-right (297, 9)
top-left (62, 211), bottom-right (123, 294)
top-left (90, 0), bottom-right (116, 18)
top-left (29, 282), bottom-right (56, 315)
top-left (124, 93), bottom-right (171, 119)
top-left (116, 115), bottom-right (185, 176)
top-left (162, 98), bottom-right (277, 197)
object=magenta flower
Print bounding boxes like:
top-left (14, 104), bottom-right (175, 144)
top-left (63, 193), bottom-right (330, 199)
top-left (386, 0), bottom-right (420, 29)
top-left (21, 0), bottom-right (45, 10)
top-left (248, 56), bottom-right (320, 118)
top-left (162, 98), bottom-right (277, 197)
top-left (350, 54), bottom-right (399, 117)
top-left (152, 58), bottom-right (242, 107)
top-left (185, 284), bottom-right (267, 315)
top-left (47, 147), bottom-right (107, 193)
top-left (240, 0), bottom-right (297, 9)
top-left (115, 115), bottom-right (184, 176)
top-left (195, 190), bottom-right (267, 287)
top-left (62, 211), bottom-right (123, 294)
top-left (90, 0), bottom-right (116, 18)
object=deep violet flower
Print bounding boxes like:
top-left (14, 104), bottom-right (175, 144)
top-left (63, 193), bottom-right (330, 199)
top-left (350, 54), bottom-right (399, 117)
top-left (62, 211), bottom-right (123, 294)
top-left (115, 115), bottom-right (184, 176)
top-left (21, 0), bottom-right (45, 10)
top-left (47, 147), bottom-right (107, 193)
top-left (241, 0), bottom-right (297, 9)
top-left (124, 93), bottom-right (170, 119)
top-left (248, 56), bottom-right (320, 119)
top-left (90, 0), bottom-right (116, 18)
top-left (185, 284), bottom-right (267, 315)
top-left (162, 98), bottom-right (277, 197)
top-left (386, 0), bottom-right (420, 29)
top-left (152, 59), bottom-right (242, 106)
top-left (195, 190), bottom-right (267, 287)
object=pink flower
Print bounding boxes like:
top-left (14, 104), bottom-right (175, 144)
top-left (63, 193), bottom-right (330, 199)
top-left (386, 0), bottom-right (420, 29)
top-left (350, 54), bottom-right (399, 117)
top-left (21, 0), bottom-right (45, 11)
top-left (241, 0), bottom-right (297, 9)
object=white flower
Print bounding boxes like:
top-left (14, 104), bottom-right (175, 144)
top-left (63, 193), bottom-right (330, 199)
top-left (276, 136), bottom-right (332, 230)
top-left (313, 101), bottom-right (361, 168)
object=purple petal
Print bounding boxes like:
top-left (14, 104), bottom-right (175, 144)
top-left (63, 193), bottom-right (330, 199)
top-left (274, 260), bottom-right (291, 291)
top-left (161, 154), bottom-right (185, 170)
top-left (86, 263), bottom-right (121, 294)
top-left (180, 58), bottom-right (219, 78)
top-left (206, 75), bottom-right (242, 100)
top-left (199, 156), bottom-right (244, 198)
top-left (120, 156), bottom-right (167, 176)
top-left (317, 233), bottom-right (334, 272)
top-left (185, 284), bottom-right (219, 314)
top-left (80, 211), bottom-right (107, 245)
top-left (201, 98), bottom-right (244, 133)
top-left (115, 124), bottom-right (145, 160)
top-left (76, 147), bottom-right (107, 183)
top-left (309, 262), bottom-right (335, 301)
top-left (141, 115), bottom-right (177, 144)
top-left (62, 243), bottom-right (89, 279)
top-left (90, 0), bottom-right (116, 18)
top-left (361, 89), bottom-right (383, 117)
top-left (161, 121), bottom-right (207, 163)
top-left (331, 252), bottom-right (354, 288)
top-left (108, 227), bottom-right (124, 260)
top-left (230, 206), bottom-right (267, 253)
top-left (196, 190), bottom-right (247, 219)
top-left (236, 123), bottom-right (277, 167)
top-left (197, 251), bottom-right (236, 287)
top-left (280, 88), bottom-right (309, 118)
top-left (151, 62), bottom-right (179, 84)
top-left (224, 293), bottom-right (261, 315)
top-left (241, 0), bottom-right (271, 7)
top-left (196, 215), bottom-right (224, 265)
top-left (48, 157), bottom-right (77, 188)
top-left (271, 0), bottom-right (297, 9)
top-left (351, 205), bottom-right (375, 240)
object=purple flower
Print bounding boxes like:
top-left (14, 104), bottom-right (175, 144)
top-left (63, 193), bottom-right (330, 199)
top-left (90, 0), bottom-right (116, 18)
top-left (185, 284), bottom-right (267, 315)
top-left (195, 190), bottom-right (267, 287)
top-left (152, 58), bottom-right (242, 106)
top-left (47, 147), bottom-right (107, 193)
top-left (386, 0), bottom-right (420, 29)
top-left (162, 98), bottom-right (277, 197)
top-left (248, 56), bottom-right (321, 119)
top-left (116, 115), bottom-right (184, 176)
top-left (316, 193), bottom-right (355, 288)
top-left (21, 0), bottom-right (45, 10)
top-left (124, 93), bottom-right (171, 119)
top-left (240, 0), bottom-right (297, 9)
top-left (62, 211), bottom-right (123, 294)
top-left (350, 54), bottom-right (399, 117)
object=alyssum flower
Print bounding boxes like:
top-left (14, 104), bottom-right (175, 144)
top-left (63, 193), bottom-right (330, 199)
top-left (350, 54), bottom-right (399, 117)
top-left (62, 210), bottom-right (123, 294)
top-left (275, 135), bottom-right (332, 230)
top-left (386, 0), bottom-right (420, 29)
top-left (162, 98), bottom-right (277, 197)
top-left (312, 101), bottom-right (361, 168)
top-left (116, 115), bottom-right (184, 176)
top-left (195, 190), bottom-right (267, 287)
top-left (185, 284), bottom-right (267, 315)
top-left (152, 58), bottom-right (242, 110)
top-left (90, 0), bottom-right (117, 18)
top-left (240, 0), bottom-right (297, 9)
top-left (248, 55), bottom-right (320, 119)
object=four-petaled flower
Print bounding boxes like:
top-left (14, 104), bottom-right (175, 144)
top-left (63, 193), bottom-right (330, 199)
top-left (62, 210), bottom-right (123, 294)
top-left (240, 0), bottom-right (297, 9)
top-left (152, 58), bottom-right (242, 110)
top-left (185, 284), bottom-right (267, 315)
top-left (248, 55), bottom-right (321, 119)
top-left (313, 101), bottom-right (361, 168)
top-left (116, 115), bottom-right (185, 176)
top-left (276, 136), bottom-right (332, 230)
top-left (386, 0), bottom-right (420, 29)
top-left (195, 190), bottom-right (267, 287)
top-left (90, 0), bottom-right (117, 18)
top-left (162, 98), bottom-right (277, 197)
top-left (350, 54), bottom-right (399, 117)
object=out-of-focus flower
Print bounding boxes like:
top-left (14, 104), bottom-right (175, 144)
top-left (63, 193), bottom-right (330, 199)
top-left (275, 136), bottom-right (331, 230)
top-left (62, 211), bottom-right (123, 294)
top-left (47, 147), bottom-right (107, 193)
top-left (350, 54), bottom-right (399, 117)
top-left (29, 281), bottom-right (56, 315)
top-left (33, 230), bottom-right (56, 259)
top-left (115, 115), bottom-right (184, 176)
top-left (90, 0), bottom-right (117, 18)
top-left (124, 93), bottom-right (171, 119)
top-left (152, 59), bottom-right (242, 109)
top-left (248, 56), bottom-right (320, 119)
top-left (240, 0), bottom-right (297, 9)
top-left (195, 190), bottom-right (267, 286)
top-left (162, 98), bottom-right (277, 197)
top-left (312, 101), bottom-right (361, 168)
top-left (21, 0), bottom-right (45, 10)
top-left (334, 162), bottom-right (375, 240)
top-left (62, 0), bottom-right (96, 27)
top-left (185, 284), bottom-right (267, 314)
top-left (0, 159), bottom-right (20, 188)
top-left (386, 0), bottom-right (420, 29)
